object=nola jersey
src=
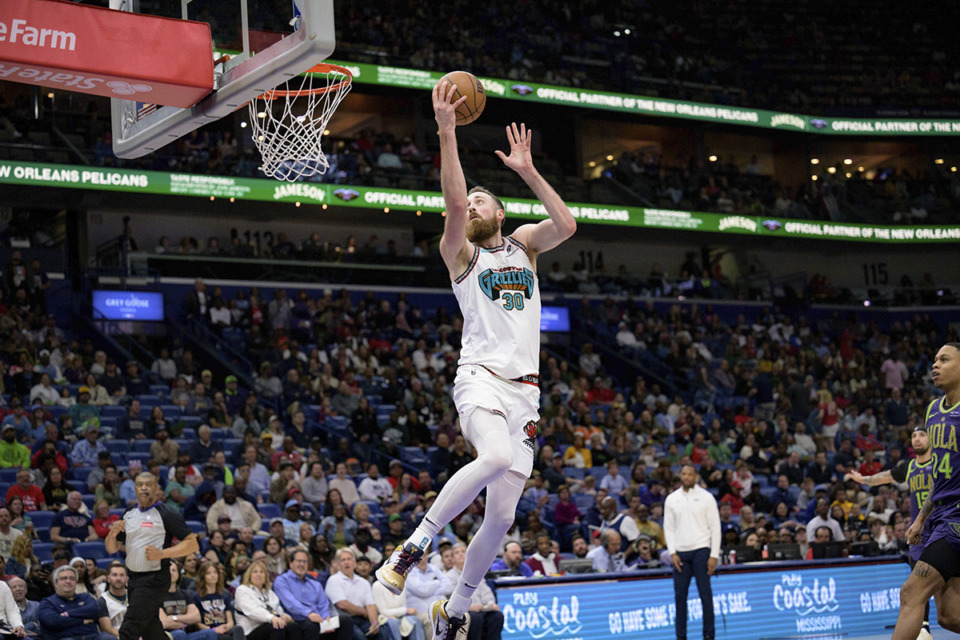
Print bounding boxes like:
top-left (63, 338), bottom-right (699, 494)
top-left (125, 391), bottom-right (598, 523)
top-left (925, 396), bottom-right (960, 525)
top-left (891, 456), bottom-right (935, 561)
top-left (453, 236), bottom-right (540, 380)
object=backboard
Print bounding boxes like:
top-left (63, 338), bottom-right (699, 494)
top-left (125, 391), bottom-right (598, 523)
top-left (110, 0), bottom-right (335, 159)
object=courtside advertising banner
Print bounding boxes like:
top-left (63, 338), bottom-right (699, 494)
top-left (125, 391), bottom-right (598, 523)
top-left (0, 0), bottom-right (212, 106)
top-left (495, 560), bottom-right (920, 640)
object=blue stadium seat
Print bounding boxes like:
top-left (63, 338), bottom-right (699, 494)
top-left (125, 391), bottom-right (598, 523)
top-left (105, 440), bottom-right (131, 454)
top-left (133, 440), bottom-right (154, 453)
top-left (69, 467), bottom-right (93, 482)
top-left (100, 406), bottom-right (127, 419)
top-left (0, 469), bottom-right (19, 483)
top-left (150, 384), bottom-right (170, 396)
top-left (127, 452), bottom-right (151, 465)
top-left (81, 495), bottom-right (96, 510)
top-left (33, 542), bottom-right (54, 562)
top-left (180, 428), bottom-right (198, 440)
top-left (98, 417), bottom-right (117, 430)
top-left (223, 438), bottom-right (242, 452)
top-left (257, 504), bottom-right (281, 520)
top-left (186, 520), bottom-right (206, 536)
top-left (562, 467), bottom-right (585, 480)
top-left (110, 508), bottom-right (126, 518)
top-left (137, 394), bottom-right (163, 406)
top-left (30, 510), bottom-right (57, 531)
top-left (160, 405), bottom-right (182, 417)
top-left (401, 447), bottom-right (427, 468)
top-left (179, 416), bottom-right (202, 431)
top-left (573, 494), bottom-right (594, 513)
top-left (173, 439), bottom-right (191, 452)
top-left (253, 536), bottom-right (265, 550)
top-left (360, 501), bottom-right (384, 516)
top-left (74, 541), bottom-right (108, 559)
top-left (97, 557), bottom-right (118, 570)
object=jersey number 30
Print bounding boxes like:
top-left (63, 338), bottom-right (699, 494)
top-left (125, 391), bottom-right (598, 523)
top-left (502, 292), bottom-right (525, 311)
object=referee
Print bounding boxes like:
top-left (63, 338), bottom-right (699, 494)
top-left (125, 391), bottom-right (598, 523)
top-left (105, 472), bottom-right (199, 640)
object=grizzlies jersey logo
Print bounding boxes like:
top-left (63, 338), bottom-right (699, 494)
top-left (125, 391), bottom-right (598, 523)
top-left (523, 420), bottom-right (538, 450)
top-left (478, 266), bottom-right (535, 310)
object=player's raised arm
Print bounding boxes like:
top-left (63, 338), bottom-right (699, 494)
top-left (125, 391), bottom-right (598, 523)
top-left (498, 123), bottom-right (577, 259)
top-left (434, 81), bottom-right (471, 273)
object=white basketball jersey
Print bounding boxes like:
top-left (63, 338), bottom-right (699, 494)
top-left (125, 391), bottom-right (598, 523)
top-left (452, 236), bottom-right (540, 379)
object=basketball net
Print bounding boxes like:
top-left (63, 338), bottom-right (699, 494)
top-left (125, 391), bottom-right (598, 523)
top-left (248, 63), bottom-right (352, 182)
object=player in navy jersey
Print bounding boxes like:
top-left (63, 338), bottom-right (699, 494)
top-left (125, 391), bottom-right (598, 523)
top-left (892, 343), bottom-right (960, 640)
top-left (846, 424), bottom-right (934, 639)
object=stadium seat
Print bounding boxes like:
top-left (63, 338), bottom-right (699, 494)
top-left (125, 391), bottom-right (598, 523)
top-left (33, 542), bottom-right (54, 562)
top-left (81, 495), bottom-right (96, 510)
top-left (110, 508), bottom-right (126, 518)
top-left (186, 520), bottom-right (206, 536)
top-left (69, 467), bottom-right (93, 482)
top-left (150, 384), bottom-right (171, 396)
top-left (257, 504), bottom-right (281, 520)
top-left (137, 394), bottom-right (163, 406)
top-left (179, 416), bottom-right (202, 431)
top-left (573, 494), bottom-right (594, 512)
top-left (133, 440), bottom-right (154, 453)
top-left (30, 510), bottom-right (57, 531)
top-left (74, 541), bottom-right (109, 559)
top-left (223, 438), bottom-right (242, 452)
top-left (160, 404), bottom-right (182, 417)
top-left (360, 501), bottom-right (384, 516)
top-left (180, 428), bottom-right (198, 440)
top-left (401, 447), bottom-right (427, 468)
top-left (100, 406), bottom-right (127, 419)
top-left (0, 469), bottom-right (19, 483)
top-left (563, 467), bottom-right (585, 480)
top-left (127, 452), bottom-right (151, 465)
top-left (96, 557), bottom-right (117, 570)
top-left (105, 440), bottom-right (131, 454)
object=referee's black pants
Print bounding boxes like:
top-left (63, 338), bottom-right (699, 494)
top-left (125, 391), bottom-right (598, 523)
top-left (120, 569), bottom-right (171, 640)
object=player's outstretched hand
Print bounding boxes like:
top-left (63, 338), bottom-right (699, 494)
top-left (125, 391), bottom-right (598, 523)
top-left (433, 81), bottom-right (467, 132)
top-left (495, 122), bottom-right (534, 177)
top-left (844, 471), bottom-right (865, 484)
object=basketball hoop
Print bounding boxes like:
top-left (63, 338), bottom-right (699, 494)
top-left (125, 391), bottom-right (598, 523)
top-left (248, 63), bottom-right (352, 182)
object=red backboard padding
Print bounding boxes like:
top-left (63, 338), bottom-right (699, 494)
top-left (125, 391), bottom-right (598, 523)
top-left (0, 0), bottom-right (213, 108)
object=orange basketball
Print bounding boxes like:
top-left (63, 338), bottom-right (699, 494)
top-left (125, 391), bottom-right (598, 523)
top-left (438, 71), bottom-right (486, 125)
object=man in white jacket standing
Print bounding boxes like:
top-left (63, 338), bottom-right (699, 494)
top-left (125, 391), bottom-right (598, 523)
top-left (664, 465), bottom-right (721, 640)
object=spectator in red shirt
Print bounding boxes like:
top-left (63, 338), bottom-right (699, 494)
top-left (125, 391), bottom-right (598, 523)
top-left (719, 481), bottom-right (745, 515)
top-left (6, 469), bottom-right (46, 512)
top-left (586, 377), bottom-right (615, 406)
top-left (854, 424), bottom-right (883, 452)
top-left (857, 449), bottom-right (883, 477)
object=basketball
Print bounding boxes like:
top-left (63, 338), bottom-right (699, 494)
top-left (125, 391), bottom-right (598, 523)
top-left (438, 70), bottom-right (486, 125)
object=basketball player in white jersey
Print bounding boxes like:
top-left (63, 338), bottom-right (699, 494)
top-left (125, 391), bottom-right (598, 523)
top-left (376, 80), bottom-right (577, 639)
